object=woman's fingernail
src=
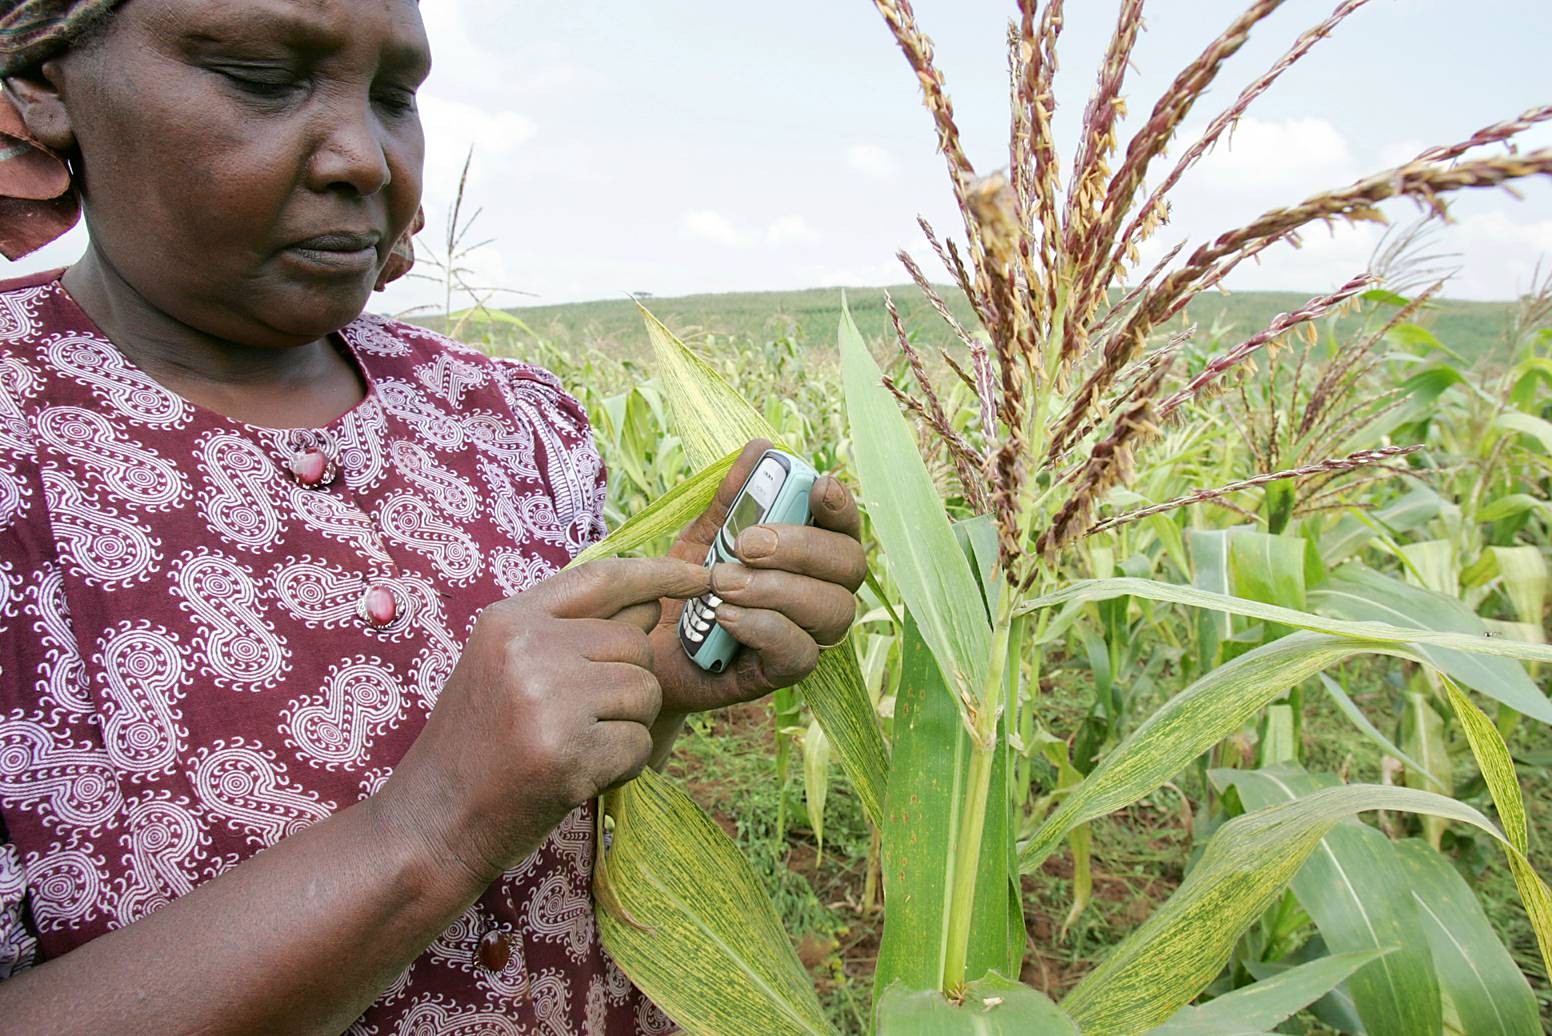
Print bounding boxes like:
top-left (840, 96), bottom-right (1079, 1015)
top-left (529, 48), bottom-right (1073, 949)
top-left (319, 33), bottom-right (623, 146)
top-left (712, 564), bottom-right (751, 594)
top-left (739, 527), bottom-right (776, 559)
top-left (823, 477), bottom-right (845, 510)
top-left (716, 604), bottom-right (744, 624)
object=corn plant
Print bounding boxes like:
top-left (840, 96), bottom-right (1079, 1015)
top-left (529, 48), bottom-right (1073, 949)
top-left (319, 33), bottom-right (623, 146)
top-left (552, 3), bottom-right (1552, 1034)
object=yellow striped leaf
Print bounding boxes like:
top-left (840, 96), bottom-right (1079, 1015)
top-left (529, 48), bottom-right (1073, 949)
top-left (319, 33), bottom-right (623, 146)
top-left (1223, 768), bottom-right (1441, 1036)
top-left (1021, 633), bottom-right (1396, 871)
top-left (635, 305), bottom-right (889, 823)
top-left (641, 306), bottom-right (772, 470)
top-left (597, 768), bottom-right (836, 1036)
top-left (1061, 785), bottom-right (1548, 1035)
top-left (1017, 577), bottom-right (1552, 666)
top-left (586, 308), bottom-right (896, 1036)
top-left (569, 449), bottom-right (740, 568)
top-left (1438, 676), bottom-right (1552, 977)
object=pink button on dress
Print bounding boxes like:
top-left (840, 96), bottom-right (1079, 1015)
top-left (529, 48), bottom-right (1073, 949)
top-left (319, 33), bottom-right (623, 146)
top-left (0, 272), bottom-right (675, 1035)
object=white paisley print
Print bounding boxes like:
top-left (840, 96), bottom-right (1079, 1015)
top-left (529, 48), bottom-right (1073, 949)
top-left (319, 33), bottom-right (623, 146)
top-left (0, 274), bottom-right (670, 1034)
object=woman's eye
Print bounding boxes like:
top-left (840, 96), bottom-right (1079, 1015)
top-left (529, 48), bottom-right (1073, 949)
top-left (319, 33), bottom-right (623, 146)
top-left (218, 67), bottom-right (306, 99)
top-left (374, 87), bottom-right (419, 115)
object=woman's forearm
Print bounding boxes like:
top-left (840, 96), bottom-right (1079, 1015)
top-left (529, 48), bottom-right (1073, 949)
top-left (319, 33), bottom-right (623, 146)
top-left (0, 785), bottom-right (487, 1036)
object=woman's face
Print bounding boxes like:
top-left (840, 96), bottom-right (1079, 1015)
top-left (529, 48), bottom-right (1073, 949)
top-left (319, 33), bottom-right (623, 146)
top-left (45, 0), bottom-right (429, 346)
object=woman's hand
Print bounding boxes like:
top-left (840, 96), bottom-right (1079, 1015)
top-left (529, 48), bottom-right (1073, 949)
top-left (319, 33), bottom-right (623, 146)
top-left (380, 556), bottom-right (711, 884)
top-left (652, 439), bottom-right (867, 715)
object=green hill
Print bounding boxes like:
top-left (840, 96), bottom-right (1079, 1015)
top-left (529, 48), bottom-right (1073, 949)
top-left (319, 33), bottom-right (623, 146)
top-left (439, 284), bottom-right (1521, 365)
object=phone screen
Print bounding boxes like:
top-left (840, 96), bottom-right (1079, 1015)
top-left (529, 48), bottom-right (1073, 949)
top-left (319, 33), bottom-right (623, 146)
top-left (725, 492), bottom-right (768, 538)
top-left (723, 456), bottom-right (786, 543)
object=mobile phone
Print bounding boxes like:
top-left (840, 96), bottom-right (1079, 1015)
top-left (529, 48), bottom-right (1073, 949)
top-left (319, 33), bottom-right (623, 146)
top-left (680, 448), bottom-right (818, 673)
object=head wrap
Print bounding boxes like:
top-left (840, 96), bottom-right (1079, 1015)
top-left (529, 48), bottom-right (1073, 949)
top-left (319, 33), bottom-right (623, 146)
top-left (0, 0), bottom-right (120, 77)
top-left (0, 0), bottom-right (421, 288)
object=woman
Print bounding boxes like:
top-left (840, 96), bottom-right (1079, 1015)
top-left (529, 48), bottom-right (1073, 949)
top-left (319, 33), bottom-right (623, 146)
top-left (0, 1), bottom-right (867, 1032)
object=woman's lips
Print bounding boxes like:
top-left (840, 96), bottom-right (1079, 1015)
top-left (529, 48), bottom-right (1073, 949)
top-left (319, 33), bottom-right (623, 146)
top-left (282, 231), bottom-right (382, 275)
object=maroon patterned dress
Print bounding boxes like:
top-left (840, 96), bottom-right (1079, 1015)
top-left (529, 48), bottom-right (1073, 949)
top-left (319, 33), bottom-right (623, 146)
top-left (0, 271), bottom-right (674, 1034)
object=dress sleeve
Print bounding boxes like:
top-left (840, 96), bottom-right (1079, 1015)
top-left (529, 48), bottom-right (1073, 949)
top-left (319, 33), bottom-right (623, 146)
top-left (0, 828), bottom-right (37, 980)
top-left (488, 357), bottom-right (610, 550)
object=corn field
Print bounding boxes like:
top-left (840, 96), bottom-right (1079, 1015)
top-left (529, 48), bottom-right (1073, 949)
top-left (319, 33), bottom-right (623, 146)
top-left (446, 1), bottom-right (1552, 1033)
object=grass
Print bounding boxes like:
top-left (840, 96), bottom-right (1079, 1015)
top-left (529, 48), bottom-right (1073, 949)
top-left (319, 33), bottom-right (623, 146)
top-left (438, 284), bottom-right (1521, 365)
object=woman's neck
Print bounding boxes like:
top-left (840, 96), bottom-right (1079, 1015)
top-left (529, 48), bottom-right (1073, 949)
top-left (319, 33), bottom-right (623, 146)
top-left (62, 246), bottom-right (368, 428)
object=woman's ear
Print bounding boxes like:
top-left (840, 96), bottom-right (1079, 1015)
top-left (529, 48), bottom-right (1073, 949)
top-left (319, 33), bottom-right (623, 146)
top-left (3, 64), bottom-right (76, 153)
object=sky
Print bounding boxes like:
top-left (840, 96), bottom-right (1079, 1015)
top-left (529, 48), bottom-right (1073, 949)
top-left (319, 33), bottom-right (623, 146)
top-left (6, 0), bottom-right (1551, 316)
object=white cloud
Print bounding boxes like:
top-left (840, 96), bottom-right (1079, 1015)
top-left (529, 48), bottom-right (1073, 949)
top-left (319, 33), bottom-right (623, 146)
top-left (1186, 117), bottom-right (1357, 194)
top-left (846, 143), bottom-right (900, 181)
top-left (766, 215), bottom-right (821, 245)
top-left (1379, 138), bottom-right (1427, 167)
top-left (419, 94), bottom-right (537, 157)
top-left (416, 92), bottom-right (537, 211)
top-left (1219, 221), bottom-right (1385, 293)
top-left (511, 61), bottom-right (609, 96)
top-left (1444, 208), bottom-right (1552, 298)
top-left (681, 210), bottom-right (743, 246)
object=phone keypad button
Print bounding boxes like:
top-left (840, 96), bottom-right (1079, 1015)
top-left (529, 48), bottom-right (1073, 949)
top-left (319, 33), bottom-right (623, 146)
top-left (681, 590), bottom-right (725, 649)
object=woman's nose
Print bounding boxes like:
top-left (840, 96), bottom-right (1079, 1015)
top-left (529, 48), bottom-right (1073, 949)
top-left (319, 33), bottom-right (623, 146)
top-left (307, 98), bottom-right (392, 197)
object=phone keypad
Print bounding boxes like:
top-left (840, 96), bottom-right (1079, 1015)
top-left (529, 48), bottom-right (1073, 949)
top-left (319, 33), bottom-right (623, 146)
top-left (680, 593), bottom-right (719, 646)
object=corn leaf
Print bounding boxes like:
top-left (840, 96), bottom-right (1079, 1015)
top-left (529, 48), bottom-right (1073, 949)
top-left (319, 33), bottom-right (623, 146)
top-left (1146, 948), bottom-right (1391, 1035)
top-left (1228, 527), bottom-right (1307, 612)
top-left (1437, 675), bottom-right (1552, 975)
top-left (1060, 784), bottom-right (1547, 1035)
top-left (1496, 410), bottom-right (1552, 455)
top-left (838, 300), bottom-right (991, 707)
top-left (587, 308), bottom-right (897, 1036)
top-left (1401, 538), bottom-right (1459, 597)
top-left (569, 449), bottom-right (740, 568)
top-left (1016, 578), bottom-right (1552, 872)
top-left (1244, 944), bottom-right (1367, 1032)
top-left (1479, 493), bottom-right (1552, 525)
top-left (1321, 487), bottom-right (1442, 565)
top-left (1010, 604), bottom-right (1552, 1034)
top-left (1393, 839), bottom-right (1543, 1036)
top-left (1256, 704), bottom-right (1298, 767)
top-left (875, 617), bottom-right (1015, 997)
top-left (1317, 673), bottom-right (1437, 781)
top-left (1013, 576), bottom-right (1552, 874)
top-left (1401, 690), bottom-right (1453, 847)
top-left (1014, 620), bottom-right (1552, 981)
top-left (1489, 544), bottom-right (1548, 627)
top-left (801, 719), bottom-right (830, 863)
top-left (1221, 767), bottom-right (1441, 1036)
top-left (1309, 564), bottom-right (1552, 723)
top-left (1020, 632), bottom-right (1394, 872)
top-left (804, 641), bottom-right (890, 825)
top-left (636, 305), bottom-right (889, 823)
top-left (641, 306), bottom-right (773, 470)
top-left (596, 768), bottom-right (836, 1036)
top-left (875, 974), bottom-right (1078, 1034)
top-left (1016, 577), bottom-right (1552, 665)
top-left (1187, 529), bottom-right (1232, 661)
